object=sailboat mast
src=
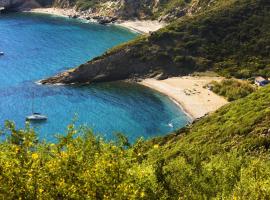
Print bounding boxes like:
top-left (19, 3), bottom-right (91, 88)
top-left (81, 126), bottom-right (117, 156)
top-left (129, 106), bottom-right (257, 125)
top-left (32, 92), bottom-right (34, 114)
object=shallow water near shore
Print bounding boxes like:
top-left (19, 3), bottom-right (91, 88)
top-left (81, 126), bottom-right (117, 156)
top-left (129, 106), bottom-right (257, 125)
top-left (0, 13), bottom-right (188, 142)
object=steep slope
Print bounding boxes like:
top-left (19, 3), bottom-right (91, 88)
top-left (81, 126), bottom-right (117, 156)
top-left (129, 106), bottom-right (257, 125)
top-left (0, 0), bottom-right (52, 11)
top-left (141, 85), bottom-right (270, 199)
top-left (52, 0), bottom-right (224, 20)
top-left (0, 86), bottom-right (269, 199)
top-left (41, 0), bottom-right (270, 84)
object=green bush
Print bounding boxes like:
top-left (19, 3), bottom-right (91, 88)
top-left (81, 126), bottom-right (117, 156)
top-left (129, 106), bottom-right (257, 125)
top-left (1, 86), bottom-right (270, 199)
top-left (210, 79), bottom-right (256, 101)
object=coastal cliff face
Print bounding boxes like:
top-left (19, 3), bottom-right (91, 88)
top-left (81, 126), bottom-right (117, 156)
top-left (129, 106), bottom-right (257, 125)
top-left (41, 0), bottom-right (270, 85)
top-left (0, 0), bottom-right (52, 11)
top-left (52, 0), bottom-right (214, 21)
top-left (0, 0), bottom-right (223, 21)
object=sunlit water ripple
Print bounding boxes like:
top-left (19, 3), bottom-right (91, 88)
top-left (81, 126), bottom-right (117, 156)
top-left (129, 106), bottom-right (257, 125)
top-left (0, 13), bottom-right (189, 142)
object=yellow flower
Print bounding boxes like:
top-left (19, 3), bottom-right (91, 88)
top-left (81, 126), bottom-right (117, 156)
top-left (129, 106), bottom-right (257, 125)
top-left (39, 188), bottom-right (44, 193)
top-left (47, 163), bottom-right (54, 169)
top-left (140, 191), bottom-right (145, 197)
top-left (31, 153), bottom-right (39, 160)
top-left (153, 144), bottom-right (159, 149)
top-left (15, 147), bottom-right (20, 153)
top-left (59, 179), bottom-right (65, 186)
top-left (61, 152), bottom-right (68, 158)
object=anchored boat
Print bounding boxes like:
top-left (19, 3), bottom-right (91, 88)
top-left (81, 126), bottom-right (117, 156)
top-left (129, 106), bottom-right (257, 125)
top-left (26, 113), bottom-right (47, 121)
top-left (26, 93), bottom-right (47, 121)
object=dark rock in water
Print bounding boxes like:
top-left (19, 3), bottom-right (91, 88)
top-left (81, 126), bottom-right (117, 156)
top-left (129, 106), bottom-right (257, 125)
top-left (95, 16), bottom-right (117, 25)
top-left (71, 14), bottom-right (79, 19)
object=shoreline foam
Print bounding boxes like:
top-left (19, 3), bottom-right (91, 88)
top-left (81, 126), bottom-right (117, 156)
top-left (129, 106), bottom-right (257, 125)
top-left (139, 76), bottom-right (228, 120)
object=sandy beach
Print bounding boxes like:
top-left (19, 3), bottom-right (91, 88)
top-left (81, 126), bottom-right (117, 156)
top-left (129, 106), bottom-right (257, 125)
top-left (115, 20), bottom-right (166, 34)
top-left (140, 77), bottom-right (228, 120)
top-left (28, 7), bottom-right (77, 18)
top-left (27, 8), bottom-right (165, 34)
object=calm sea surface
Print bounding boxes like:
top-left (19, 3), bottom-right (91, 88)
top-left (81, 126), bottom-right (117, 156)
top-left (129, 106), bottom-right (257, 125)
top-left (0, 13), bottom-right (189, 142)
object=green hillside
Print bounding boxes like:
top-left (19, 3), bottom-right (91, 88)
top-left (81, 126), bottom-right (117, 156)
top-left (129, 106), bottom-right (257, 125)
top-left (209, 79), bottom-right (256, 101)
top-left (41, 0), bottom-right (270, 84)
top-left (52, 0), bottom-right (215, 19)
top-left (1, 86), bottom-right (270, 199)
top-left (119, 0), bottom-right (270, 78)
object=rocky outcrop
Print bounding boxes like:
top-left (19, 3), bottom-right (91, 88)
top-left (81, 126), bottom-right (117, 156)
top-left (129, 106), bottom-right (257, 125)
top-left (0, 0), bottom-right (52, 11)
top-left (40, 44), bottom-right (182, 84)
top-left (40, 47), bottom-right (163, 84)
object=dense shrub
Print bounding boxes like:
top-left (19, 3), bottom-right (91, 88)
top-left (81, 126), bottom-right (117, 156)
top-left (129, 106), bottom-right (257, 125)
top-left (0, 86), bottom-right (270, 199)
top-left (209, 79), bottom-right (256, 101)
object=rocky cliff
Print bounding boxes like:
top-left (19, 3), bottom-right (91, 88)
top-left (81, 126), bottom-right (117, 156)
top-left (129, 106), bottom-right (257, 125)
top-left (0, 0), bottom-right (220, 21)
top-left (52, 0), bottom-right (228, 21)
top-left (0, 0), bottom-right (52, 11)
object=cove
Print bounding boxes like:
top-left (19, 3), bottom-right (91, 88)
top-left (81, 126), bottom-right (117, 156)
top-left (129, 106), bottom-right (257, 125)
top-left (0, 13), bottom-right (189, 142)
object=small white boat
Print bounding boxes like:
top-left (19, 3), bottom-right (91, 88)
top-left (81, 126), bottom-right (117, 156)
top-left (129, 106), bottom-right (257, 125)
top-left (26, 113), bottom-right (47, 121)
top-left (0, 52), bottom-right (4, 56)
top-left (26, 93), bottom-right (47, 121)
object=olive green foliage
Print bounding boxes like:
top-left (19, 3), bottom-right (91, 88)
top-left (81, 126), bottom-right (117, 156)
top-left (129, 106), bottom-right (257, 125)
top-left (210, 79), bottom-right (256, 101)
top-left (104, 0), bottom-right (270, 79)
top-left (53, 0), bottom-right (227, 19)
top-left (36, 0), bottom-right (54, 6)
top-left (153, 0), bottom-right (230, 19)
top-left (1, 86), bottom-right (270, 199)
top-left (152, 0), bottom-right (189, 18)
top-left (150, 0), bottom-right (270, 77)
top-left (76, 0), bottom-right (102, 11)
top-left (53, 0), bottom-right (103, 10)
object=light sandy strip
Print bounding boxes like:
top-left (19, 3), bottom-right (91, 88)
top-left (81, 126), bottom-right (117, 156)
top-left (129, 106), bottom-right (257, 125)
top-left (140, 76), bottom-right (228, 120)
top-left (27, 8), bottom-right (166, 34)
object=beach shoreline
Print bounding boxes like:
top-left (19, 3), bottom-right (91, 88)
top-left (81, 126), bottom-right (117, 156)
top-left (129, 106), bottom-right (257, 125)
top-left (139, 76), bottom-right (228, 120)
top-left (26, 8), bottom-right (165, 34)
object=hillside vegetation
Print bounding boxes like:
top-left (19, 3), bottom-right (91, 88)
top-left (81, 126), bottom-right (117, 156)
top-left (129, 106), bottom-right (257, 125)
top-left (209, 79), bottom-right (256, 101)
top-left (41, 0), bottom-right (270, 84)
top-left (0, 86), bottom-right (270, 199)
top-left (52, 0), bottom-right (225, 20)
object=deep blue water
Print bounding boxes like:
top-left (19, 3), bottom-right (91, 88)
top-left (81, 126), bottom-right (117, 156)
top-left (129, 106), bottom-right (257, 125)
top-left (0, 13), bottom-right (189, 142)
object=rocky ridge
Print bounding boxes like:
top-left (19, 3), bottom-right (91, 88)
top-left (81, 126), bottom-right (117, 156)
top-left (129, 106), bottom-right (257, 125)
top-left (0, 0), bottom-right (52, 11)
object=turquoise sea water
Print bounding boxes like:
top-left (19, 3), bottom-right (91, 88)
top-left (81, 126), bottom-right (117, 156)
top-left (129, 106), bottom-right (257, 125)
top-left (0, 13), bottom-right (189, 142)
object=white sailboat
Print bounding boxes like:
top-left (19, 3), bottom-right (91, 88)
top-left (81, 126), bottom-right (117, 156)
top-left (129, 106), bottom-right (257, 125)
top-left (26, 94), bottom-right (47, 121)
top-left (26, 113), bottom-right (47, 121)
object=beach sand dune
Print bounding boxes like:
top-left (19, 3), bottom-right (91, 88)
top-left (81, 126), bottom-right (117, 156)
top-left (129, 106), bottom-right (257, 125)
top-left (140, 76), bottom-right (228, 120)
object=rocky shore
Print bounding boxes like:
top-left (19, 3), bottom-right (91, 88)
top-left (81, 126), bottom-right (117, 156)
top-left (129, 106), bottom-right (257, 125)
top-left (28, 8), bottom-right (165, 34)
